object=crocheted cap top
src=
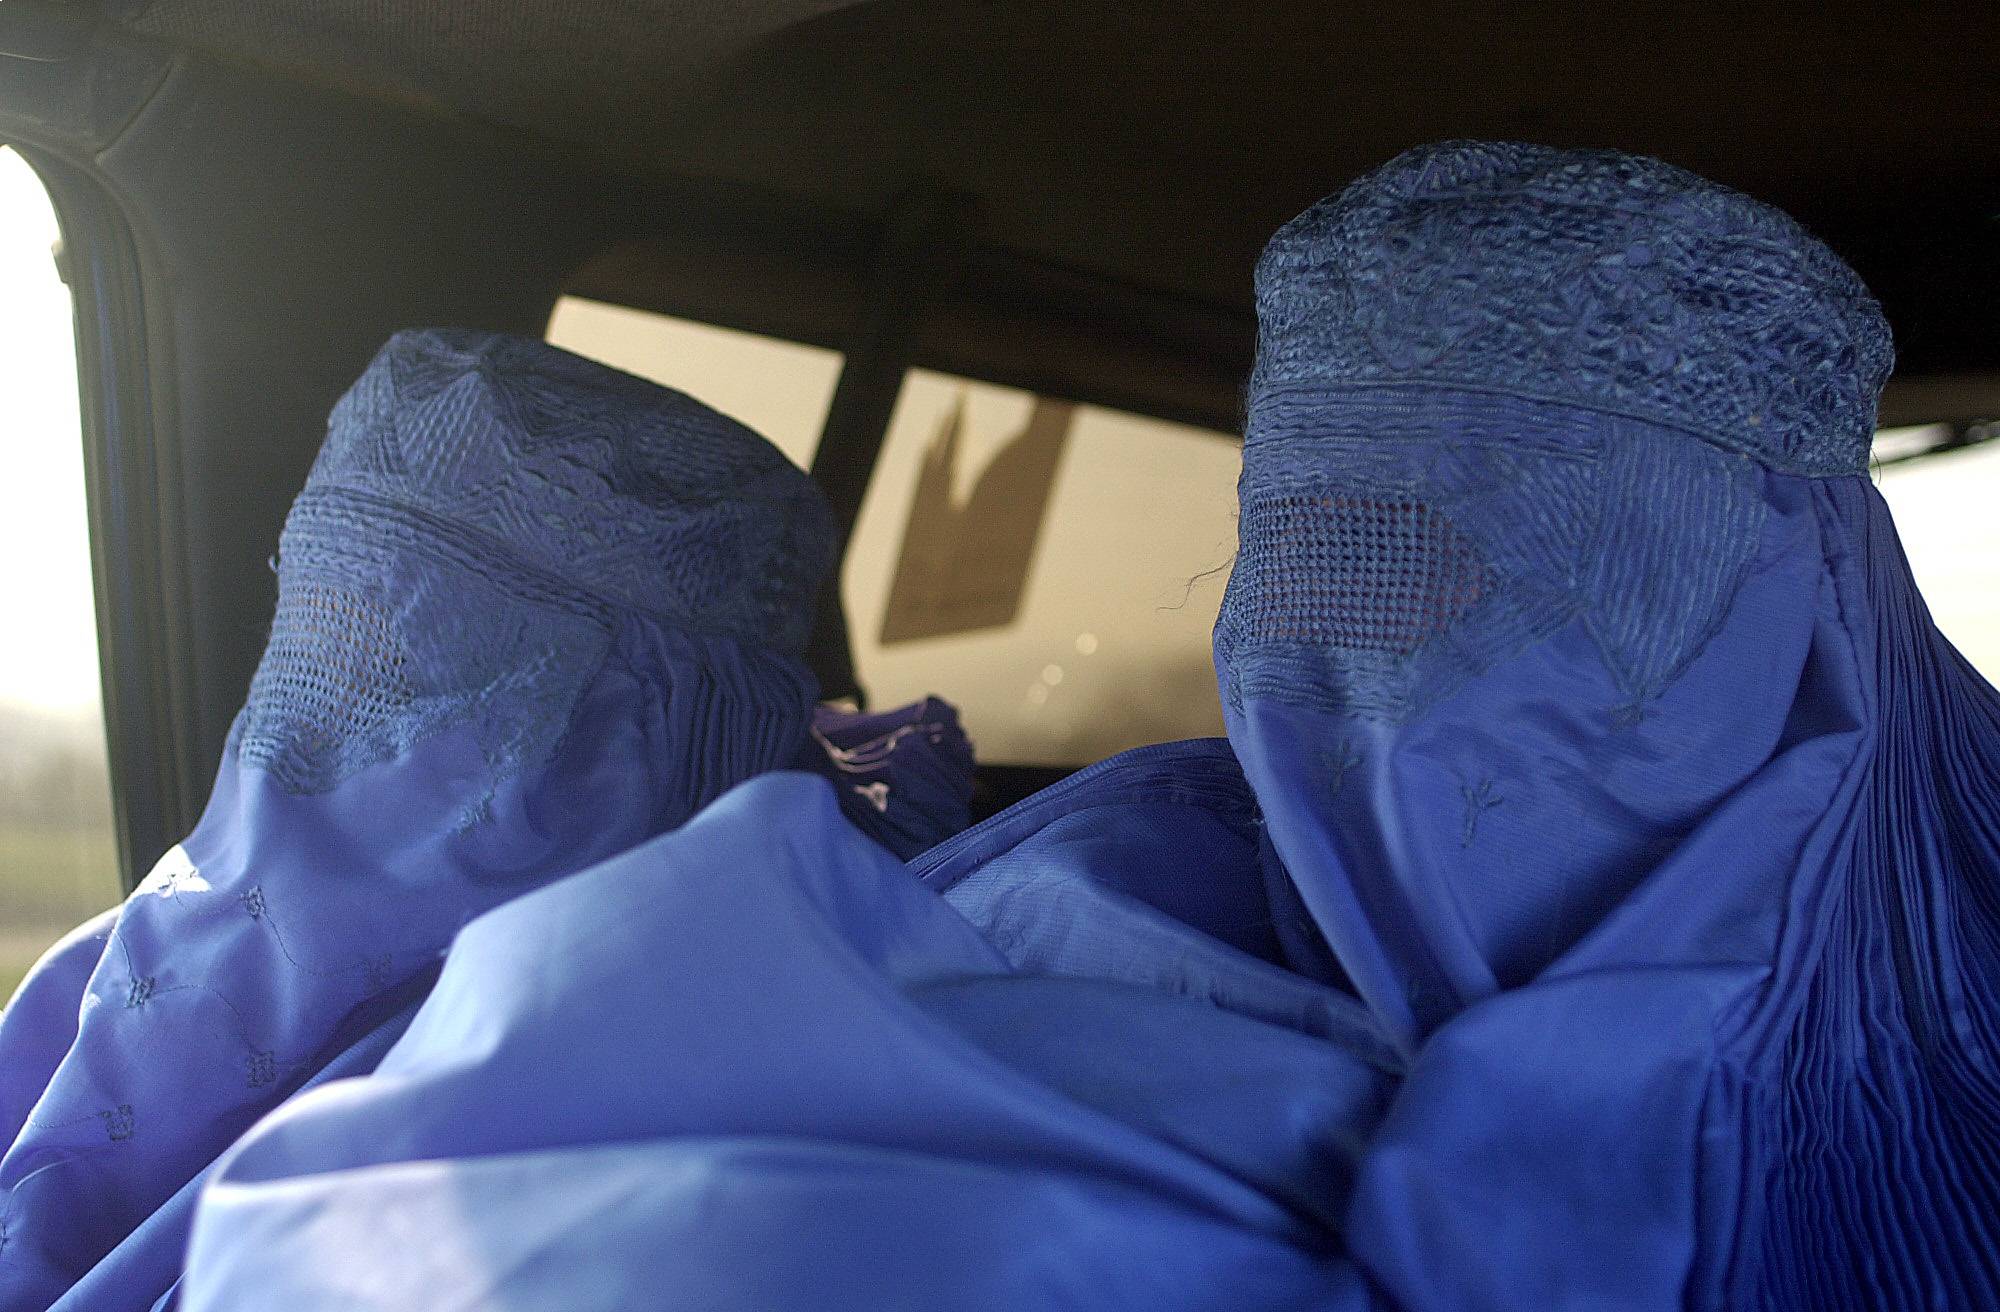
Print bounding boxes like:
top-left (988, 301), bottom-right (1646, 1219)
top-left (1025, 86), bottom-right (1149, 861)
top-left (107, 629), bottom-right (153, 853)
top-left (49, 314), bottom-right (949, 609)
top-left (241, 329), bottom-right (833, 794)
top-left (1251, 140), bottom-right (1894, 476)
top-left (301, 329), bottom-right (834, 652)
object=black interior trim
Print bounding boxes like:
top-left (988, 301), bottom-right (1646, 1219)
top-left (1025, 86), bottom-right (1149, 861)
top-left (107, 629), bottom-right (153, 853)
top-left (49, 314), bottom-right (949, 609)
top-left (970, 764), bottom-right (1076, 824)
top-left (803, 189), bottom-right (967, 704)
top-left (24, 49), bottom-right (613, 805)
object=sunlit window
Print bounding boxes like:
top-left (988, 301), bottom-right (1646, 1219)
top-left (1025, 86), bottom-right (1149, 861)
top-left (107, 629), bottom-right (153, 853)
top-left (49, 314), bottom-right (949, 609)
top-left (549, 299), bottom-right (1237, 764)
top-left (849, 371), bottom-right (1237, 764)
top-left (0, 147), bottom-right (118, 1003)
top-left (1876, 432), bottom-right (2000, 680)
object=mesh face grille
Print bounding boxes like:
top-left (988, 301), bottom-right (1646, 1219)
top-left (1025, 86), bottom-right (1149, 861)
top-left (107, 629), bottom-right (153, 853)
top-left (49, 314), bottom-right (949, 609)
top-left (240, 582), bottom-right (415, 786)
top-left (1234, 492), bottom-right (1491, 657)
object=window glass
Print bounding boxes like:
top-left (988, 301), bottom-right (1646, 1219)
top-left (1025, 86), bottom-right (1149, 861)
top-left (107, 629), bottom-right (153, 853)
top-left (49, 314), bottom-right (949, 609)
top-left (0, 147), bottom-right (117, 1002)
top-left (1875, 429), bottom-right (2000, 680)
top-left (847, 371), bottom-right (1238, 763)
top-left (549, 298), bottom-right (1241, 766)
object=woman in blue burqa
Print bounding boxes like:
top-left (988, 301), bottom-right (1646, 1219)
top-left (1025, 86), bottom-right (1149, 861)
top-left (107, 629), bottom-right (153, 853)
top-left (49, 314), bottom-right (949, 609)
top-left (0, 329), bottom-right (864, 1309)
top-left (86, 142), bottom-right (2000, 1309)
top-left (1217, 141), bottom-right (1999, 1308)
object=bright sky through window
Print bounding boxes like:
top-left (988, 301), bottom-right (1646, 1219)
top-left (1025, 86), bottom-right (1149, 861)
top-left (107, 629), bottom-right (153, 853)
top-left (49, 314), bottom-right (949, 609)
top-left (0, 147), bottom-right (99, 715)
top-left (1876, 438), bottom-right (2000, 678)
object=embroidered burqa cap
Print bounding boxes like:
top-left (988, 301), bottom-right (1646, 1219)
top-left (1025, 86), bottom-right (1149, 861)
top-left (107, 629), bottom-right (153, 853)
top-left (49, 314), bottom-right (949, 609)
top-left (1220, 142), bottom-right (1999, 1308)
top-left (245, 327), bottom-right (833, 793)
top-left (0, 331), bottom-right (834, 1307)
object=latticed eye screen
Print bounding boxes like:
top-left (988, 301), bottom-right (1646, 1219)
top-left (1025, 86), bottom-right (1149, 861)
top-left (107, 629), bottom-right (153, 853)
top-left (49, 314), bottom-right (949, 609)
top-left (1234, 491), bottom-right (1491, 655)
top-left (240, 583), bottom-right (414, 781)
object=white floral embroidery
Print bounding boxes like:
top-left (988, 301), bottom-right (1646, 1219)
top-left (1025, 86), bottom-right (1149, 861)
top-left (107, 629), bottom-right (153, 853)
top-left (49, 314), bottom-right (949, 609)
top-left (136, 844), bottom-right (211, 899)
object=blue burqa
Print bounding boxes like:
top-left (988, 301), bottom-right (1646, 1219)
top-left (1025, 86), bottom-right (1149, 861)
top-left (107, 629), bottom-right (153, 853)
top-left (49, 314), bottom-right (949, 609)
top-left (178, 753), bottom-right (1399, 1309)
top-left (0, 330), bottom-right (835, 1309)
top-left (20, 143), bottom-right (2000, 1310)
top-left (177, 148), bottom-right (2000, 1312)
top-left (1219, 142), bottom-right (2000, 1309)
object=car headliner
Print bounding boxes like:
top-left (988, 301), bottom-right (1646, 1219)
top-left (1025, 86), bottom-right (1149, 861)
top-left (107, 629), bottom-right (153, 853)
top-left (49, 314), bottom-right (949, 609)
top-left (119, 0), bottom-right (2000, 395)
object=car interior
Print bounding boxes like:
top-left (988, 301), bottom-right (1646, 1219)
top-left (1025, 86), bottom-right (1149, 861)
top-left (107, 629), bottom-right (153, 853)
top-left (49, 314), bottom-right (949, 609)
top-left (0, 0), bottom-right (1995, 889)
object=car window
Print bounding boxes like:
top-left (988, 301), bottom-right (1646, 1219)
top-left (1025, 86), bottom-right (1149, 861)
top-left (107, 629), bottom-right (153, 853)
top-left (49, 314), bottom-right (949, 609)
top-left (548, 297), bottom-right (1238, 764)
top-left (845, 370), bottom-right (1237, 763)
top-left (1875, 427), bottom-right (2000, 680)
top-left (0, 147), bottom-right (119, 1003)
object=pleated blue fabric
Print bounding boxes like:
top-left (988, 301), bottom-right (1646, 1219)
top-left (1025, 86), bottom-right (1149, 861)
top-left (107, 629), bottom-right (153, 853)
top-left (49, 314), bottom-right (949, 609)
top-left (1223, 142), bottom-right (2000, 1310)
top-left (176, 767), bottom-right (1398, 1311)
top-left (0, 330), bottom-right (832, 1310)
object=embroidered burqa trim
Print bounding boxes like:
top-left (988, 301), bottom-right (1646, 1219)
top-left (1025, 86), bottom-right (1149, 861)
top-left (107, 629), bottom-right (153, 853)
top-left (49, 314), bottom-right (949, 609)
top-left (802, 698), bottom-right (977, 860)
top-left (1218, 387), bottom-right (1768, 722)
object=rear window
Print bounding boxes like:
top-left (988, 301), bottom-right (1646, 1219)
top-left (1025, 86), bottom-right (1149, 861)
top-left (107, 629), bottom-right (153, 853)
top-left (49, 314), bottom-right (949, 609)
top-left (847, 369), bottom-right (1235, 763)
top-left (547, 297), bottom-right (1237, 764)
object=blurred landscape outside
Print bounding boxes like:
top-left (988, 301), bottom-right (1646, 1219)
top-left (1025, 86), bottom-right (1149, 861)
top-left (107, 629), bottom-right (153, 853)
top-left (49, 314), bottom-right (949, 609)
top-left (0, 146), bottom-right (117, 1000)
top-left (6, 149), bottom-right (2000, 1003)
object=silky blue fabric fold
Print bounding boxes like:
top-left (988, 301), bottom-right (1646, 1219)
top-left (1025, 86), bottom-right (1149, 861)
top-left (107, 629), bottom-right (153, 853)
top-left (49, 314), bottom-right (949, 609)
top-left (1222, 142), bottom-right (2000, 1309)
top-left (177, 772), bottom-right (1396, 1311)
top-left (0, 329), bottom-right (832, 1310)
top-left (918, 740), bottom-right (1355, 1020)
